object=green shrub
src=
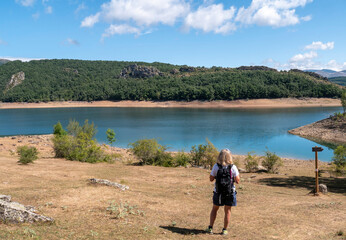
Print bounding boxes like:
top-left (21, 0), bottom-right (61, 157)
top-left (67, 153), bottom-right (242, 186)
top-left (17, 146), bottom-right (39, 164)
top-left (244, 152), bottom-right (259, 172)
top-left (53, 121), bottom-right (67, 136)
top-left (154, 151), bottom-right (174, 167)
top-left (174, 151), bottom-right (191, 167)
top-left (190, 138), bottom-right (218, 169)
top-left (129, 138), bottom-right (173, 166)
top-left (262, 150), bottom-right (283, 173)
top-left (106, 128), bottom-right (116, 146)
top-left (332, 145), bottom-right (346, 173)
top-left (52, 120), bottom-right (113, 163)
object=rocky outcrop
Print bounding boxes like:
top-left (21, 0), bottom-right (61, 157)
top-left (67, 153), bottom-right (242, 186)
top-left (179, 66), bottom-right (196, 73)
top-left (6, 71), bottom-right (25, 91)
top-left (89, 178), bottom-right (129, 191)
top-left (120, 64), bottom-right (164, 78)
top-left (0, 195), bottom-right (54, 223)
top-left (63, 68), bottom-right (79, 74)
top-left (170, 68), bottom-right (179, 75)
top-left (288, 115), bottom-right (346, 144)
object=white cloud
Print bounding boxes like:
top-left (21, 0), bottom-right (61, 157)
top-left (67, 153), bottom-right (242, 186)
top-left (81, 13), bottom-right (100, 27)
top-left (301, 15), bottom-right (312, 21)
top-left (0, 56), bottom-right (43, 62)
top-left (235, 0), bottom-right (313, 27)
top-left (75, 3), bottom-right (86, 14)
top-left (99, 0), bottom-right (189, 26)
top-left (304, 41), bottom-right (334, 50)
top-left (0, 38), bottom-right (7, 45)
top-left (45, 6), bottom-right (53, 14)
top-left (102, 24), bottom-right (141, 39)
top-left (263, 40), bottom-right (345, 71)
top-left (184, 4), bottom-right (236, 34)
top-left (32, 12), bottom-right (40, 19)
top-left (16, 0), bottom-right (35, 7)
top-left (290, 51), bottom-right (317, 62)
top-left (82, 0), bottom-right (313, 37)
top-left (64, 38), bottom-right (80, 46)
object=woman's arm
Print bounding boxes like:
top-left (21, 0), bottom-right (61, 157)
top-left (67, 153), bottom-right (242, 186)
top-left (234, 175), bottom-right (240, 184)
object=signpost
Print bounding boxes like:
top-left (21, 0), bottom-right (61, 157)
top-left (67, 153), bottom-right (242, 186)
top-left (312, 146), bottom-right (323, 195)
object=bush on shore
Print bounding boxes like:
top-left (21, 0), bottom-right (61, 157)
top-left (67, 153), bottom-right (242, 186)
top-left (17, 146), bottom-right (39, 164)
top-left (53, 120), bottom-right (114, 163)
top-left (262, 150), bottom-right (283, 173)
top-left (244, 152), bottom-right (259, 172)
top-left (332, 145), bottom-right (346, 174)
top-left (129, 139), bottom-right (175, 167)
top-left (190, 138), bottom-right (219, 169)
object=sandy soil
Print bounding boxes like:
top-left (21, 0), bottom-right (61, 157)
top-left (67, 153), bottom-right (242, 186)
top-left (0, 135), bottom-right (345, 240)
top-left (0, 98), bottom-right (342, 109)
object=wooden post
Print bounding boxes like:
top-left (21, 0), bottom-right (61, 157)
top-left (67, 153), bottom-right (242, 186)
top-left (312, 146), bottom-right (323, 196)
top-left (315, 150), bottom-right (319, 195)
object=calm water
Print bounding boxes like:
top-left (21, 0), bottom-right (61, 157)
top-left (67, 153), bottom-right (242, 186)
top-left (0, 107), bottom-right (342, 161)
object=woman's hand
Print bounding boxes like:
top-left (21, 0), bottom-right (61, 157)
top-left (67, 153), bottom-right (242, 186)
top-left (210, 175), bottom-right (215, 182)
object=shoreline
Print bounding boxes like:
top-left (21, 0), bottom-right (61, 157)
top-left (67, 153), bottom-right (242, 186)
top-left (0, 98), bottom-right (342, 109)
top-left (0, 134), bottom-right (332, 163)
top-left (289, 115), bottom-right (346, 145)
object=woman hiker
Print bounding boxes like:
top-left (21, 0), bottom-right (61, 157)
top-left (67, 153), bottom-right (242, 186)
top-left (206, 149), bottom-right (240, 235)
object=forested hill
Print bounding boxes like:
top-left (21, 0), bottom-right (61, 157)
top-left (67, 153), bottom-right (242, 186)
top-left (0, 59), bottom-right (343, 102)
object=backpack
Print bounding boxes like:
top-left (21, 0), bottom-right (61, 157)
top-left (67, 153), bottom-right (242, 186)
top-left (216, 163), bottom-right (234, 195)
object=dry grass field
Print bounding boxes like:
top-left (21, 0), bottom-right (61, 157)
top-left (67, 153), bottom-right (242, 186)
top-left (0, 135), bottom-right (345, 240)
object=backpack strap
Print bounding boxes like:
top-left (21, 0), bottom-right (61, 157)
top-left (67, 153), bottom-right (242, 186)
top-left (229, 164), bottom-right (234, 185)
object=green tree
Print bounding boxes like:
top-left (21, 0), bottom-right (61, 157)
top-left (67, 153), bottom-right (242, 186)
top-left (53, 121), bottom-right (67, 136)
top-left (341, 90), bottom-right (346, 113)
top-left (106, 128), bottom-right (116, 146)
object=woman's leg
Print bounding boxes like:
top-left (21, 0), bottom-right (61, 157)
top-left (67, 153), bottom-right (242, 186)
top-left (209, 205), bottom-right (219, 227)
top-left (224, 205), bottom-right (232, 229)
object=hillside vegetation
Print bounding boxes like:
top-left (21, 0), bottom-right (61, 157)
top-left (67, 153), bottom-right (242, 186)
top-left (0, 59), bottom-right (343, 102)
top-left (329, 77), bottom-right (346, 87)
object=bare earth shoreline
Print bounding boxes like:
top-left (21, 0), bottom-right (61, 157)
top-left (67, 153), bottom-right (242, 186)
top-left (0, 98), bottom-right (342, 109)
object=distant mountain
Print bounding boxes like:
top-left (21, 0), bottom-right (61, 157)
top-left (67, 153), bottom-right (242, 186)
top-left (305, 69), bottom-right (346, 78)
top-left (0, 59), bottom-right (10, 66)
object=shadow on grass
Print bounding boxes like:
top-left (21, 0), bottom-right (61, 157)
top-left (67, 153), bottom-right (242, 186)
top-left (259, 176), bottom-right (346, 194)
top-left (160, 226), bottom-right (207, 235)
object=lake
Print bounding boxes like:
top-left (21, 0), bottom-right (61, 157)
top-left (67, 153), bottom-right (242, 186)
top-left (0, 107), bottom-right (342, 161)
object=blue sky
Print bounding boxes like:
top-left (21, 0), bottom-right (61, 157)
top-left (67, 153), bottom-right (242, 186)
top-left (1, 0), bottom-right (345, 71)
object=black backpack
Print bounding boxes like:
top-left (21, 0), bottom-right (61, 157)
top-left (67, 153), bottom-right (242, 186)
top-left (216, 163), bottom-right (233, 195)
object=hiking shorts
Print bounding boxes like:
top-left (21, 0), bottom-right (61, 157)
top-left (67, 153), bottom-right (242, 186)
top-left (213, 191), bottom-right (237, 207)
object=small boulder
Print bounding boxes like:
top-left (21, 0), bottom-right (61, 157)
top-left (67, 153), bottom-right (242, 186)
top-left (319, 184), bottom-right (328, 194)
top-left (0, 195), bottom-right (54, 223)
top-left (255, 165), bottom-right (268, 173)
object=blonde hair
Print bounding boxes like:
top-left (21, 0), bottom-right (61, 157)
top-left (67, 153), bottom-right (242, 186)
top-left (217, 149), bottom-right (233, 166)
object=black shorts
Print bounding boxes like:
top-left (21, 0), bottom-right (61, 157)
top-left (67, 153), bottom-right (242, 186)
top-left (213, 191), bottom-right (237, 206)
